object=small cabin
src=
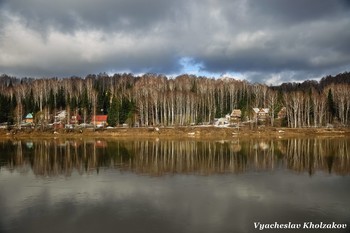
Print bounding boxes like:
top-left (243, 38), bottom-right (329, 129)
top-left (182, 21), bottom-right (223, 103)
top-left (230, 109), bottom-right (242, 121)
top-left (91, 115), bottom-right (108, 127)
top-left (70, 114), bottom-right (82, 125)
top-left (24, 113), bottom-right (34, 123)
top-left (277, 107), bottom-right (287, 119)
top-left (252, 108), bottom-right (270, 121)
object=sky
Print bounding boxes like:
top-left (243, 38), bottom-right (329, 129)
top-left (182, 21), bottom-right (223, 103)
top-left (0, 0), bottom-right (350, 84)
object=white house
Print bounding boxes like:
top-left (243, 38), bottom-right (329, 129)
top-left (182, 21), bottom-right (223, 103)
top-left (54, 110), bottom-right (67, 122)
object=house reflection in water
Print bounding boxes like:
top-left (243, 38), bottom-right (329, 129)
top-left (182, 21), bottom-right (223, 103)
top-left (1, 138), bottom-right (350, 177)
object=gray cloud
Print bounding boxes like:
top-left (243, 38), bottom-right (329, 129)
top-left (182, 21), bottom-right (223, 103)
top-left (2, 0), bottom-right (183, 33)
top-left (0, 0), bottom-right (350, 83)
top-left (248, 0), bottom-right (349, 25)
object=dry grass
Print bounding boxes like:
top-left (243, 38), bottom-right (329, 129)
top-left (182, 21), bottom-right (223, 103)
top-left (0, 125), bottom-right (349, 140)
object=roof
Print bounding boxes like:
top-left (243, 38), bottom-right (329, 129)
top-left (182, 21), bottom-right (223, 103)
top-left (56, 110), bottom-right (66, 118)
top-left (25, 113), bottom-right (33, 119)
top-left (253, 108), bottom-right (260, 113)
top-left (231, 109), bottom-right (242, 116)
top-left (261, 108), bottom-right (269, 114)
top-left (253, 108), bottom-right (269, 114)
top-left (92, 115), bottom-right (108, 121)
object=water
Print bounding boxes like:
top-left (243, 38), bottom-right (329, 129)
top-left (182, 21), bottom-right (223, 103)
top-left (0, 138), bottom-right (349, 233)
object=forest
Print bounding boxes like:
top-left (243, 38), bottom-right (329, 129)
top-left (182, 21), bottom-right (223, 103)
top-left (0, 71), bottom-right (350, 129)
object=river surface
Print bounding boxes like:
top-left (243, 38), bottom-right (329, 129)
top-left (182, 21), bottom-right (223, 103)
top-left (0, 138), bottom-right (349, 233)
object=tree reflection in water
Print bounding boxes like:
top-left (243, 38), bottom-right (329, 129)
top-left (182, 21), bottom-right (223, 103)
top-left (1, 138), bottom-right (349, 176)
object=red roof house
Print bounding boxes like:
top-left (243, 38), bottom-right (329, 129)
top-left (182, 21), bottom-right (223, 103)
top-left (91, 115), bottom-right (108, 127)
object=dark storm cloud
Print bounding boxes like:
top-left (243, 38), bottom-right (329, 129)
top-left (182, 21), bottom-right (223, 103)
top-left (0, 0), bottom-right (350, 83)
top-left (187, 0), bottom-right (350, 82)
top-left (2, 0), bottom-right (183, 33)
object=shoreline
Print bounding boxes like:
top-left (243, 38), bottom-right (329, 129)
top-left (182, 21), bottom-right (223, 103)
top-left (1, 126), bottom-right (349, 140)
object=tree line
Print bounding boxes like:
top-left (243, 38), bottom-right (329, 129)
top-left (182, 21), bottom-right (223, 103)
top-left (0, 72), bottom-right (350, 128)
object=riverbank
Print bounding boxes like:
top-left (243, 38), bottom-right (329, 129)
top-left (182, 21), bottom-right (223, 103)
top-left (1, 126), bottom-right (349, 140)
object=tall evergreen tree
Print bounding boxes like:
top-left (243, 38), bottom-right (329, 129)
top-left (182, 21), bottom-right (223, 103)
top-left (24, 89), bottom-right (35, 114)
top-left (119, 98), bottom-right (134, 124)
top-left (107, 96), bottom-right (119, 127)
top-left (48, 89), bottom-right (55, 111)
top-left (70, 96), bottom-right (78, 111)
top-left (327, 89), bottom-right (336, 122)
top-left (56, 86), bottom-right (66, 110)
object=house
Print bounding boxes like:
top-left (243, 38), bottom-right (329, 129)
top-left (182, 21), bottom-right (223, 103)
top-left (91, 115), bottom-right (108, 127)
top-left (24, 113), bottom-right (34, 123)
top-left (277, 107), bottom-right (287, 119)
top-left (70, 114), bottom-right (82, 125)
top-left (55, 110), bottom-right (66, 122)
top-left (252, 108), bottom-right (270, 121)
top-left (230, 109), bottom-right (242, 121)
